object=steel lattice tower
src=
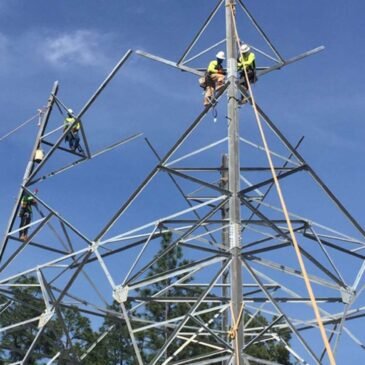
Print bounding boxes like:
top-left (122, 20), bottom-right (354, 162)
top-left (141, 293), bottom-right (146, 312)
top-left (1, 2), bottom-right (365, 364)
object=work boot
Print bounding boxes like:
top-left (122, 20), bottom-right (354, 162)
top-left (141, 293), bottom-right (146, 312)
top-left (239, 96), bottom-right (248, 105)
top-left (20, 234), bottom-right (27, 241)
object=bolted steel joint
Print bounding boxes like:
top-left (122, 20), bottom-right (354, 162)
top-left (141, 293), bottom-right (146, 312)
top-left (38, 309), bottom-right (54, 328)
top-left (340, 287), bottom-right (355, 304)
top-left (113, 285), bottom-right (129, 304)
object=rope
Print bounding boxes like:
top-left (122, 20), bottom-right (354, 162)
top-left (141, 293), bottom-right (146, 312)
top-left (228, 4), bottom-right (336, 365)
top-left (229, 301), bottom-right (245, 365)
top-left (0, 112), bottom-right (42, 143)
top-left (228, 301), bottom-right (244, 340)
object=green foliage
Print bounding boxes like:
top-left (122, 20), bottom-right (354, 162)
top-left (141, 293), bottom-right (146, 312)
top-left (57, 307), bottom-right (100, 365)
top-left (135, 231), bottom-right (216, 362)
top-left (244, 314), bottom-right (292, 364)
top-left (0, 236), bottom-right (293, 364)
top-left (0, 276), bottom-right (54, 364)
top-left (94, 231), bottom-right (293, 364)
top-left (92, 301), bottom-right (135, 365)
top-left (0, 276), bottom-right (99, 364)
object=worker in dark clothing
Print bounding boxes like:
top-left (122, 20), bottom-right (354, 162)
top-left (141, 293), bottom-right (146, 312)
top-left (64, 109), bottom-right (81, 152)
top-left (203, 51), bottom-right (226, 106)
top-left (19, 192), bottom-right (37, 241)
top-left (237, 44), bottom-right (256, 103)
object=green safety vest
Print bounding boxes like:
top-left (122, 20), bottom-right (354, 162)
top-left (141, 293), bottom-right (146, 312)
top-left (20, 195), bottom-right (35, 213)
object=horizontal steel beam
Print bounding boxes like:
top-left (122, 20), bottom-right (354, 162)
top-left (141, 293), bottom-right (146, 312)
top-left (130, 296), bottom-right (343, 303)
top-left (136, 50), bottom-right (204, 76)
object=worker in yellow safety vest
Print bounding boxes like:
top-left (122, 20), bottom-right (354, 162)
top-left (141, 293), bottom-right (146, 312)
top-left (237, 44), bottom-right (256, 103)
top-left (203, 51), bottom-right (226, 106)
top-left (64, 109), bottom-right (82, 152)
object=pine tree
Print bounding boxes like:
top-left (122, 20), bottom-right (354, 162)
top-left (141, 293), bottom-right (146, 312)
top-left (0, 250), bottom-right (293, 364)
top-left (0, 276), bottom-right (99, 364)
top-left (0, 276), bottom-right (56, 364)
top-left (135, 231), bottom-right (220, 362)
top-left (93, 301), bottom-right (135, 365)
top-left (244, 314), bottom-right (292, 364)
top-left (134, 231), bottom-right (293, 364)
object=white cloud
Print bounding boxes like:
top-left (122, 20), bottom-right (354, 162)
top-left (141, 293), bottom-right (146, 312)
top-left (40, 30), bottom-right (110, 68)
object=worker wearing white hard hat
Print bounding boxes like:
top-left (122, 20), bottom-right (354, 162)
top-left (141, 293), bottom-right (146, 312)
top-left (240, 44), bottom-right (251, 54)
top-left (216, 51), bottom-right (225, 60)
top-left (237, 43), bottom-right (256, 103)
top-left (64, 108), bottom-right (82, 153)
top-left (202, 51), bottom-right (226, 106)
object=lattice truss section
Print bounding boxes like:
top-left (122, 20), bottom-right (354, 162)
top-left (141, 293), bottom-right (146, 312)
top-left (0, 1), bottom-right (364, 364)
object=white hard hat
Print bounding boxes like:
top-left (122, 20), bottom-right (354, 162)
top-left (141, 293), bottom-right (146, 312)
top-left (240, 44), bottom-right (250, 53)
top-left (67, 108), bottom-right (73, 114)
top-left (216, 51), bottom-right (225, 60)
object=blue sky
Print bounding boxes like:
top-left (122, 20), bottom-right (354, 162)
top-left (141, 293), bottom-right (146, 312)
top-left (0, 0), bottom-right (365, 363)
top-left (1, 0), bottom-right (364, 218)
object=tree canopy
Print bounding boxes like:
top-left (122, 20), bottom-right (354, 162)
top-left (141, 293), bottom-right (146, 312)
top-left (0, 235), bottom-right (292, 364)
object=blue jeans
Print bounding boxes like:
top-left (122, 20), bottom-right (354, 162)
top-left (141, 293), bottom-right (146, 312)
top-left (66, 131), bottom-right (80, 151)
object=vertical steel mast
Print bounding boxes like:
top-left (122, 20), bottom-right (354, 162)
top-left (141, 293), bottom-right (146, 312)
top-left (226, 1), bottom-right (244, 364)
top-left (5, 3), bottom-right (364, 363)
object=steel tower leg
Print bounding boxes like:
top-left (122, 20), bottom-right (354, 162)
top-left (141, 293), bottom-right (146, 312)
top-left (220, 154), bottom-right (230, 365)
top-left (0, 81), bottom-right (59, 262)
top-left (225, 1), bottom-right (244, 364)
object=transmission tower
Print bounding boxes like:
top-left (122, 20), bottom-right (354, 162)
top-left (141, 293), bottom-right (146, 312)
top-left (1, 1), bottom-right (365, 365)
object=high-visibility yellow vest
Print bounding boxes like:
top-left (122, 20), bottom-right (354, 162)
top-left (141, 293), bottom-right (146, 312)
top-left (237, 52), bottom-right (255, 71)
top-left (207, 60), bottom-right (224, 74)
top-left (64, 117), bottom-right (80, 132)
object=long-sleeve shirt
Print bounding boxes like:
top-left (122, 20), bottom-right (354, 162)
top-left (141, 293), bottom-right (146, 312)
top-left (237, 52), bottom-right (255, 71)
top-left (20, 194), bottom-right (36, 214)
top-left (64, 116), bottom-right (80, 132)
top-left (207, 60), bottom-right (224, 74)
